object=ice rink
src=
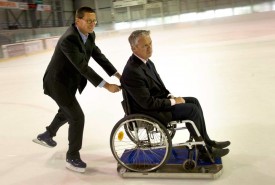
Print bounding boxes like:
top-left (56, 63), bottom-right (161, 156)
top-left (1, 11), bottom-right (275, 185)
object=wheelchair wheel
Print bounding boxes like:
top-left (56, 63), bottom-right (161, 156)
top-left (123, 119), bottom-right (139, 144)
top-left (110, 114), bottom-right (172, 172)
top-left (124, 116), bottom-right (176, 142)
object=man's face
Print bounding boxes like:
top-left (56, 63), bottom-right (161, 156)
top-left (132, 35), bottom-right (152, 60)
top-left (76, 12), bottom-right (97, 35)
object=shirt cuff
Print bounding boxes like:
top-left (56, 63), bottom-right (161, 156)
top-left (112, 71), bottom-right (118, 76)
top-left (98, 80), bottom-right (106, 88)
top-left (170, 99), bottom-right (176, 106)
top-left (167, 94), bottom-right (174, 99)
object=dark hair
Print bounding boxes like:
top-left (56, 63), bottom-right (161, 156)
top-left (75, 7), bottom-right (96, 19)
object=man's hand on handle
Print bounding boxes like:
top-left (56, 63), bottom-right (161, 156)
top-left (104, 82), bottom-right (121, 93)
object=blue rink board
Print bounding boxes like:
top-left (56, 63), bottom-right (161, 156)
top-left (120, 148), bottom-right (222, 166)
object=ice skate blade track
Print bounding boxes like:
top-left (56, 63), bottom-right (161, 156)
top-left (66, 162), bottom-right (86, 173)
top-left (32, 138), bottom-right (54, 148)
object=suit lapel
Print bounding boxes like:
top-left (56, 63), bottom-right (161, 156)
top-left (133, 57), bottom-right (163, 87)
top-left (83, 33), bottom-right (96, 58)
top-left (72, 24), bottom-right (88, 56)
top-left (141, 64), bottom-right (161, 85)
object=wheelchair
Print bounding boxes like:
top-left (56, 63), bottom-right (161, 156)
top-left (110, 89), bottom-right (223, 179)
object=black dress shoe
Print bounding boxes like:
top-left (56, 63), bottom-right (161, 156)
top-left (211, 148), bottom-right (229, 158)
top-left (198, 148), bottom-right (229, 161)
top-left (210, 141), bottom-right (231, 149)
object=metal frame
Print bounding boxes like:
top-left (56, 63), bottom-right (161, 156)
top-left (113, 118), bottom-right (223, 179)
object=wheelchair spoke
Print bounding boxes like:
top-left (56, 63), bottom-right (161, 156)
top-left (110, 114), bottom-right (172, 172)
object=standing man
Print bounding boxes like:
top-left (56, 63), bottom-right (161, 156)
top-left (120, 30), bottom-right (230, 159)
top-left (33, 7), bottom-right (121, 173)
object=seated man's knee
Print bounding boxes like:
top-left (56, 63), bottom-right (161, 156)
top-left (189, 97), bottom-right (199, 104)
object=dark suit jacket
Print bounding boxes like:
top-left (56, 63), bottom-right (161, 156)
top-left (120, 54), bottom-right (173, 124)
top-left (43, 23), bottom-right (117, 105)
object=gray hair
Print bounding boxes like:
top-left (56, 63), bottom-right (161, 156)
top-left (128, 30), bottom-right (150, 47)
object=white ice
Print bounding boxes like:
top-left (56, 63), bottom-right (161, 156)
top-left (0, 11), bottom-right (275, 185)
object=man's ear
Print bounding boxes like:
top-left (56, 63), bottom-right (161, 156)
top-left (75, 18), bottom-right (80, 24)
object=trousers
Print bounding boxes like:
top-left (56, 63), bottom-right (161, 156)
top-left (171, 97), bottom-right (212, 145)
top-left (46, 96), bottom-right (84, 160)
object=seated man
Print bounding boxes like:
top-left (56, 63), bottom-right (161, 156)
top-left (120, 30), bottom-right (230, 158)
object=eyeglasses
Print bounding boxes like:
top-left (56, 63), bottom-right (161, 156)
top-left (82, 19), bottom-right (97, 24)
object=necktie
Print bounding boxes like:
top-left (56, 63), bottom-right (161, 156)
top-left (146, 61), bottom-right (160, 83)
top-left (146, 61), bottom-right (153, 71)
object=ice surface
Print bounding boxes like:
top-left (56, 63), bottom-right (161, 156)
top-left (0, 11), bottom-right (275, 185)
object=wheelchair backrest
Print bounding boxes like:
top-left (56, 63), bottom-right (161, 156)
top-left (121, 88), bottom-right (133, 115)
